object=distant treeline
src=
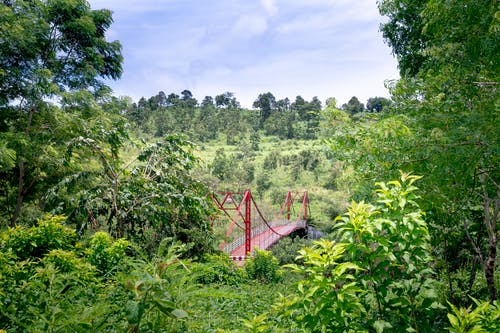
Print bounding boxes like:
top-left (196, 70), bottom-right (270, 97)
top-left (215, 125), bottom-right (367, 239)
top-left (121, 90), bottom-right (390, 142)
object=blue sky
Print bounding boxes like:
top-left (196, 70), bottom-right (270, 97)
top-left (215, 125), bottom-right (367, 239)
top-left (88, 0), bottom-right (399, 108)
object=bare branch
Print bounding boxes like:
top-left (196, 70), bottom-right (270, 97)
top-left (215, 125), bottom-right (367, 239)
top-left (462, 219), bottom-right (485, 265)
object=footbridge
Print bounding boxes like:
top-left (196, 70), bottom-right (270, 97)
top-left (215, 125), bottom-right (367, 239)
top-left (212, 190), bottom-right (309, 264)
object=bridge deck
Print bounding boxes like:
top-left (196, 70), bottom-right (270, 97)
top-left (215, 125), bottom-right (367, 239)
top-left (229, 221), bottom-right (306, 257)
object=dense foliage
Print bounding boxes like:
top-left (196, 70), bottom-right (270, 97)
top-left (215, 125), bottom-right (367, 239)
top-left (0, 0), bottom-right (122, 226)
top-left (3, 180), bottom-right (495, 332)
top-left (275, 175), bottom-right (445, 332)
top-left (327, 0), bottom-right (500, 304)
top-left (0, 0), bottom-right (498, 331)
top-left (123, 90), bottom-right (326, 142)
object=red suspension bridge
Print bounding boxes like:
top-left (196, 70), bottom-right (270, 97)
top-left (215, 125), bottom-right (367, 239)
top-left (212, 190), bottom-right (309, 264)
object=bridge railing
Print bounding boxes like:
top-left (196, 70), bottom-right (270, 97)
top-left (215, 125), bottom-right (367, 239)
top-left (213, 189), bottom-right (309, 257)
top-left (220, 219), bottom-right (307, 254)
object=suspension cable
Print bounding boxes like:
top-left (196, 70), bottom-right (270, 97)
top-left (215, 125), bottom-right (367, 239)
top-left (249, 194), bottom-right (289, 236)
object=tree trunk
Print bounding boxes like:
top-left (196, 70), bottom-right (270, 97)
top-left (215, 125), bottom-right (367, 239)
top-left (480, 174), bottom-right (498, 302)
top-left (468, 255), bottom-right (478, 296)
top-left (467, 230), bottom-right (483, 296)
top-left (484, 240), bottom-right (497, 301)
top-left (483, 193), bottom-right (498, 302)
top-left (10, 159), bottom-right (25, 226)
top-left (10, 106), bottom-right (35, 226)
top-left (444, 235), bottom-right (456, 303)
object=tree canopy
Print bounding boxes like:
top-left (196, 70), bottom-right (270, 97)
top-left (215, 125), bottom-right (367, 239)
top-left (0, 0), bottom-right (122, 102)
top-left (329, 0), bottom-right (500, 302)
top-left (0, 0), bottom-right (123, 225)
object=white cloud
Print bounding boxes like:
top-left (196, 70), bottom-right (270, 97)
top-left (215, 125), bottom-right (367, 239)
top-left (276, 12), bottom-right (336, 35)
top-left (261, 0), bottom-right (278, 16)
top-left (87, 0), bottom-right (399, 107)
top-left (232, 14), bottom-right (268, 37)
top-left (188, 45), bottom-right (398, 108)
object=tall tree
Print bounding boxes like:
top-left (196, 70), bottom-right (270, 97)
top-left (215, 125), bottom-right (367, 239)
top-left (378, 0), bottom-right (429, 77)
top-left (215, 92), bottom-right (239, 109)
top-left (166, 93), bottom-right (180, 107)
top-left (60, 134), bottom-right (215, 255)
top-left (366, 97), bottom-right (391, 112)
top-left (196, 96), bottom-right (218, 141)
top-left (291, 95), bottom-right (307, 121)
top-left (334, 0), bottom-right (500, 302)
top-left (0, 0), bottom-right (122, 225)
top-left (275, 97), bottom-right (290, 112)
top-left (181, 89), bottom-right (197, 108)
top-left (342, 96), bottom-right (365, 114)
top-left (201, 96), bottom-right (214, 108)
top-left (414, 0), bottom-right (499, 302)
top-left (253, 92), bottom-right (276, 126)
top-left (157, 91), bottom-right (168, 107)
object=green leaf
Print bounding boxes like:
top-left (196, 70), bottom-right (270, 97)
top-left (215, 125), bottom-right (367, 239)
top-left (171, 308), bottom-right (188, 319)
top-left (125, 300), bottom-right (142, 325)
top-left (373, 320), bottom-right (392, 333)
top-left (153, 298), bottom-right (176, 314)
top-left (333, 262), bottom-right (361, 277)
top-left (447, 313), bottom-right (459, 328)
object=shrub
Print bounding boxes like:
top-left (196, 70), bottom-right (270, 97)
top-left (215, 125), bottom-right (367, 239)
top-left (447, 299), bottom-right (500, 333)
top-left (193, 252), bottom-right (246, 285)
top-left (1, 215), bottom-right (76, 260)
top-left (41, 249), bottom-right (96, 282)
top-left (0, 249), bottom-right (117, 332)
top-left (245, 248), bottom-right (282, 283)
top-left (270, 236), bottom-right (312, 265)
top-left (123, 242), bottom-right (195, 332)
top-left (276, 240), bottom-right (366, 332)
top-left (87, 231), bottom-right (132, 276)
top-left (274, 174), bottom-right (446, 332)
top-left (334, 173), bottom-right (444, 331)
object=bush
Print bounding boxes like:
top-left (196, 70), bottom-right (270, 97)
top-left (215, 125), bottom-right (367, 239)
top-left (122, 242), bottom-right (196, 332)
top-left (1, 215), bottom-right (77, 260)
top-left (447, 299), bottom-right (500, 333)
top-left (270, 236), bottom-right (312, 265)
top-left (41, 249), bottom-right (97, 283)
top-left (193, 252), bottom-right (246, 285)
top-left (87, 231), bottom-right (132, 276)
top-left (245, 248), bottom-right (282, 283)
top-left (334, 173), bottom-right (444, 331)
top-left (0, 247), bottom-right (120, 332)
top-left (274, 174), bottom-right (447, 332)
top-left (276, 240), bottom-right (366, 332)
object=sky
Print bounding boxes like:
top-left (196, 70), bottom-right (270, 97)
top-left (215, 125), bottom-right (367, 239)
top-left (88, 0), bottom-right (400, 108)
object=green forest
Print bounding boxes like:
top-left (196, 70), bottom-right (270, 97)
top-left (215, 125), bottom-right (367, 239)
top-left (0, 0), bottom-right (498, 332)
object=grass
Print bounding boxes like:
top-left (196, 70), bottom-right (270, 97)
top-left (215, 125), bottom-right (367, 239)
top-left (185, 274), bottom-right (301, 332)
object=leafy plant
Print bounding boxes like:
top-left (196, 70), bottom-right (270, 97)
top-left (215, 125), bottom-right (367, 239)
top-left (61, 134), bottom-right (215, 257)
top-left (276, 240), bottom-right (366, 332)
top-left (1, 215), bottom-right (77, 260)
top-left (274, 175), bottom-right (446, 332)
top-left (447, 299), bottom-right (500, 333)
top-left (239, 313), bottom-right (272, 333)
top-left (335, 173), bottom-right (444, 331)
top-left (193, 252), bottom-right (247, 285)
top-left (271, 236), bottom-right (313, 265)
top-left (0, 0), bottom-right (123, 227)
top-left (0, 214), bottom-right (127, 332)
top-left (123, 242), bottom-right (195, 332)
top-left (41, 249), bottom-right (96, 280)
top-left (0, 249), bottom-right (124, 332)
top-left (245, 248), bottom-right (282, 283)
top-left (86, 231), bottom-right (132, 276)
